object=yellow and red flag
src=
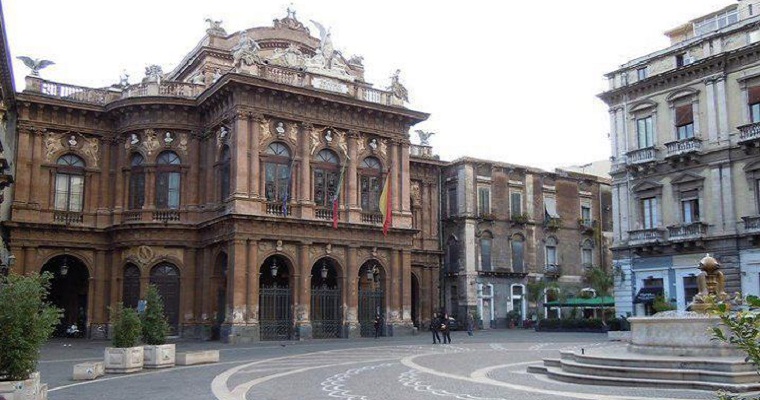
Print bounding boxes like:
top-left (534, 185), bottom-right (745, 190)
top-left (379, 169), bottom-right (392, 236)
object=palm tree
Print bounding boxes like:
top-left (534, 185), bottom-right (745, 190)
top-left (585, 266), bottom-right (614, 324)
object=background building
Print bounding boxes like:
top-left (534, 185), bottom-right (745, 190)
top-left (600, 0), bottom-right (760, 316)
top-left (440, 158), bottom-right (612, 327)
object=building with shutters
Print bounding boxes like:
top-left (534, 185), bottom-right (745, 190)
top-left (600, 0), bottom-right (760, 316)
top-left (4, 10), bottom-right (442, 342)
top-left (440, 158), bottom-right (612, 328)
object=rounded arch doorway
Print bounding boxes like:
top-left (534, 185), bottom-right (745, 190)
top-left (310, 257), bottom-right (342, 339)
top-left (358, 260), bottom-right (385, 337)
top-left (259, 255), bottom-right (292, 340)
top-left (150, 262), bottom-right (180, 335)
top-left (41, 255), bottom-right (89, 338)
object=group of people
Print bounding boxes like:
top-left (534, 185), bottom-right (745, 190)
top-left (429, 313), bottom-right (453, 344)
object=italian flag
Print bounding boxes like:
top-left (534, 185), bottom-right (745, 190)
top-left (379, 169), bottom-right (392, 236)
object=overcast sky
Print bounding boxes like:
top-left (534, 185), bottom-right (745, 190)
top-left (3, 0), bottom-right (732, 170)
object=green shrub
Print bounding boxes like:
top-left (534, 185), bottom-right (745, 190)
top-left (652, 295), bottom-right (676, 313)
top-left (141, 285), bottom-right (169, 345)
top-left (110, 303), bottom-right (142, 348)
top-left (537, 318), bottom-right (605, 331)
top-left (0, 272), bottom-right (62, 381)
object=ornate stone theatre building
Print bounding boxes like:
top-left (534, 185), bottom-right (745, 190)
top-left (7, 11), bottom-right (439, 341)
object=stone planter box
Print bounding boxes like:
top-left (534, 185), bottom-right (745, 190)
top-left (0, 371), bottom-right (47, 400)
top-left (104, 346), bottom-right (144, 374)
top-left (143, 344), bottom-right (175, 369)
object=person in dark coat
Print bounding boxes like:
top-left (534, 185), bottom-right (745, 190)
top-left (430, 313), bottom-right (441, 344)
top-left (374, 314), bottom-right (383, 338)
top-left (441, 313), bottom-right (452, 344)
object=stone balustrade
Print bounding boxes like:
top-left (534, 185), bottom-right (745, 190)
top-left (24, 64), bottom-right (398, 107)
top-left (665, 137), bottom-right (702, 158)
top-left (266, 202), bottom-right (289, 216)
top-left (628, 228), bottom-right (665, 245)
top-left (122, 210), bottom-right (142, 222)
top-left (738, 122), bottom-right (760, 143)
top-left (361, 212), bottom-right (383, 224)
top-left (54, 211), bottom-right (84, 225)
top-left (152, 210), bottom-right (180, 222)
top-left (743, 215), bottom-right (760, 233)
top-left (667, 222), bottom-right (708, 241)
top-left (625, 147), bottom-right (658, 165)
top-left (315, 207), bottom-right (333, 220)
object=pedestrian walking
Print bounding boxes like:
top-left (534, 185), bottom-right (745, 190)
top-left (467, 312), bottom-right (475, 337)
top-left (430, 313), bottom-right (441, 344)
top-left (374, 313), bottom-right (383, 338)
top-left (441, 313), bottom-right (452, 344)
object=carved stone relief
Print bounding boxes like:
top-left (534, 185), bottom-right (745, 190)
top-left (258, 118), bottom-right (271, 147)
top-left (142, 129), bottom-right (161, 156)
top-left (309, 127), bottom-right (320, 155)
top-left (334, 130), bottom-right (348, 157)
top-left (378, 138), bottom-right (387, 158)
top-left (356, 134), bottom-right (366, 155)
top-left (288, 124), bottom-right (298, 143)
top-left (177, 133), bottom-right (189, 155)
top-left (43, 132), bottom-right (65, 162)
top-left (411, 181), bottom-right (421, 207)
top-left (81, 136), bottom-right (100, 165)
top-left (123, 245), bottom-right (183, 267)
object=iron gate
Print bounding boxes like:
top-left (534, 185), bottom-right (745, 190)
top-left (358, 288), bottom-right (384, 337)
top-left (260, 286), bottom-right (292, 340)
top-left (310, 286), bottom-right (342, 339)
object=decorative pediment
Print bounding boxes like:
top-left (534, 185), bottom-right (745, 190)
top-left (671, 171), bottom-right (705, 186)
top-left (630, 100), bottom-right (657, 113)
top-left (666, 88), bottom-right (699, 103)
top-left (745, 160), bottom-right (760, 172)
top-left (631, 180), bottom-right (663, 193)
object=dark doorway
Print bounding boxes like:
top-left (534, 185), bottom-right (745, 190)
top-left (259, 255), bottom-right (292, 340)
top-left (358, 260), bottom-right (385, 337)
top-left (41, 255), bottom-right (89, 338)
top-left (411, 272), bottom-right (420, 328)
top-left (150, 262), bottom-right (180, 335)
top-left (310, 258), bottom-right (342, 339)
top-left (122, 264), bottom-right (140, 309)
top-left (211, 253), bottom-right (228, 340)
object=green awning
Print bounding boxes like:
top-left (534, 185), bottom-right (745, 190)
top-left (544, 296), bottom-right (614, 308)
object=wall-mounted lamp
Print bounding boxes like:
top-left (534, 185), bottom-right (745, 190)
top-left (320, 261), bottom-right (329, 279)
top-left (270, 258), bottom-right (278, 278)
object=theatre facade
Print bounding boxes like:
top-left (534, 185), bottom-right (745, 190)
top-left (6, 12), bottom-right (441, 342)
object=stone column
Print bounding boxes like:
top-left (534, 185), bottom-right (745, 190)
top-left (110, 250), bottom-right (121, 318)
top-left (401, 250), bottom-right (413, 330)
top-left (345, 246), bottom-right (360, 338)
top-left (92, 250), bottom-right (107, 338)
top-left (144, 166), bottom-right (156, 210)
top-left (295, 243), bottom-right (312, 340)
top-left (705, 79), bottom-right (718, 142)
top-left (716, 77), bottom-right (729, 141)
top-left (390, 140), bottom-right (400, 213)
top-left (343, 131), bottom-right (361, 222)
top-left (400, 141), bottom-right (410, 212)
top-left (246, 239), bottom-right (261, 341)
top-left (15, 128), bottom-right (32, 205)
top-left (222, 239), bottom-right (251, 343)
top-left (389, 249), bottom-right (401, 335)
top-left (299, 123), bottom-right (313, 218)
top-left (251, 115), bottom-right (261, 198)
top-left (183, 248), bottom-right (197, 333)
top-left (200, 248), bottom-right (212, 326)
top-left (232, 111), bottom-right (250, 197)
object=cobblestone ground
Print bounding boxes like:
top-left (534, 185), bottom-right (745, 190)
top-left (38, 330), bottom-right (736, 400)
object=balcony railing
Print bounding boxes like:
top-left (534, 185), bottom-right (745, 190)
top-left (152, 210), bottom-right (180, 222)
top-left (361, 213), bottom-right (383, 224)
top-left (315, 207), bottom-right (333, 220)
top-left (743, 216), bottom-right (760, 233)
top-left (544, 264), bottom-right (561, 276)
top-left (628, 228), bottom-right (666, 245)
top-left (738, 122), bottom-right (760, 144)
top-left (665, 137), bottom-right (702, 158)
top-left (122, 210), bottom-right (142, 222)
top-left (626, 147), bottom-right (657, 165)
top-left (544, 217), bottom-right (562, 230)
top-left (53, 211), bottom-right (83, 225)
top-left (265, 202), bottom-right (290, 216)
top-left (667, 222), bottom-right (708, 241)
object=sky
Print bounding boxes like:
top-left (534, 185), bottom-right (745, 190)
top-left (2, 0), bottom-right (733, 171)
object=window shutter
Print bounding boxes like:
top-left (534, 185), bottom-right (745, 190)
top-left (675, 105), bottom-right (693, 126)
top-left (749, 86), bottom-right (760, 105)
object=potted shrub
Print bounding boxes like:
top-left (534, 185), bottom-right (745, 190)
top-left (104, 303), bottom-right (143, 373)
top-left (0, 273), bottom-right (61, 400)
top-left (141, 285), bottom-right (174, 369)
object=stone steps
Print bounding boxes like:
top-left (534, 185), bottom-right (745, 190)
top-left (559, 350), bottom-right (755, 372)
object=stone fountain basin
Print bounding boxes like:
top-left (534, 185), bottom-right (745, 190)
top-left (628, 311), bottom-right (742, 357)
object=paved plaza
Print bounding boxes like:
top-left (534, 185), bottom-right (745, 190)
top-left (37, 330), bottom-right (741, 400)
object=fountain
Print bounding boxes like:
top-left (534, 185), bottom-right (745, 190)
top-left (529, 254), bottom-right (760, 392)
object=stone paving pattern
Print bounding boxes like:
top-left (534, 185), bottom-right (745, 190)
top-left (37, 330), bottom-right (751, 400)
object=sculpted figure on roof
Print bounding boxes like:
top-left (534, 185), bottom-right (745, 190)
top-left (268, 44), bottom-right (305, 69)
top-left (232, 32), bottom-right (262, 71)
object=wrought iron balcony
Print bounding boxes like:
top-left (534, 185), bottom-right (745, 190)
top-left (667, 222), bottom-right (708, 241)
top-left (53, 211), bottom-right (83, 225)
top-left (743, 216), bottom-right (760, 234)
top-left (627, 228), bottom-right (666, 246)
top-left (152, 209), bottom-right (180, 222)
top-left (626, 147), bottom-right (658, 165)
top-left (738, 122), bottom-right (760, 145)
top-left (664, 137), bottom-right (702, 159)
top-left (544, 264), bottom-right (561, 277)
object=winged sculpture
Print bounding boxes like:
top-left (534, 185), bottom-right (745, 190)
top-left (310, 20), bottom-right (334, 64)
top-left (17, 56), bottom-right (54, 76)
top-left (415, 130), bottom-right (435, 146)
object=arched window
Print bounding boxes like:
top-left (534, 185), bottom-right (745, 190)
top-left (54, 154), bottom-right (85, 212)
top-left (264, 142), bottom-right (292, 202)
top-left (128, 154), bottom-right (145, 210)
top-left (156, 151), bottom-right (181, 209)
top-left (480, 231), bottom-right (493, 271)
top-left (313, 149), bottom-right (340, 207)
top-left (359, 157), bottom-right (382, 212)
top-left (545, 236), bottom-right (558, 267)
top-left (219, 146), bottom-right (231, 201)
top-left (511, 234), bottom-right (525, 273)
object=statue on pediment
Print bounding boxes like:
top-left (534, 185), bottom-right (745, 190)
top-left (388, 69), bottom-right (408, 102)
top-left (205, 18), bottom-right (227, 37)
top-left (273, 7), bottom-right (310, 34)
top-left (144, 65), bottom-right (163, 84)
top-left (189, 70), bottom-right (206, 85)
top-left (310, 20), bottom-right (334, 68)
top-left (232, 32), bottom-right (262, 71)
top-left (415, 130), bottom-right (435, 146)
top-left (348, 55), bottom-right (364, 67)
